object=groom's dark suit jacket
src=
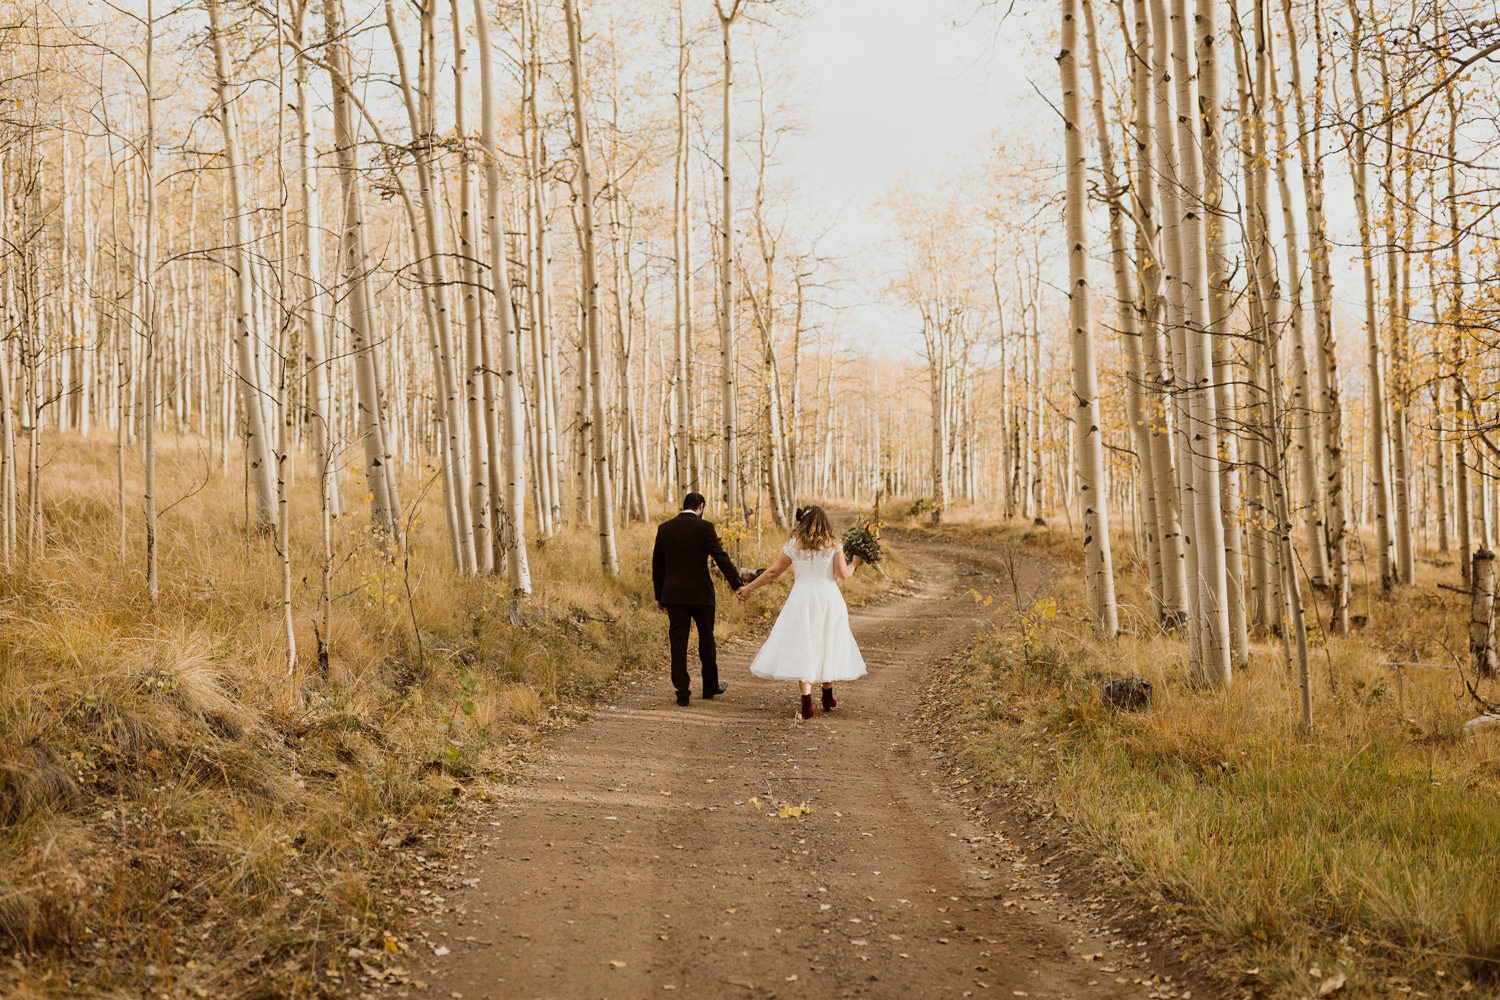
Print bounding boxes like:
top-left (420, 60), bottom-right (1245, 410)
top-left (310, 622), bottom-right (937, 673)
top-left (653, 512), bottom-right (744, 606)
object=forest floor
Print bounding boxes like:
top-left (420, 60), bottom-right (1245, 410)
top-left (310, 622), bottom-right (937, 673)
top-left (386, 530), bottom-right (1206, 1000)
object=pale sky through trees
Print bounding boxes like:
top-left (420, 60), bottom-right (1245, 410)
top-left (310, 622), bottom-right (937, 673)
top-left (778, 0), bottom-right (1048, 355)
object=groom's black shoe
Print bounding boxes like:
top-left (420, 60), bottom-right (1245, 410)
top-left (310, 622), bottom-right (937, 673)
top-left (703, 681), bottom-right (728, 700)
top-left (676, 693), bottom-right (691, 706)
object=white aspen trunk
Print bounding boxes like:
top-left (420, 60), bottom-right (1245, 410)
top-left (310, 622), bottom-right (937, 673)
top-left (1084, 0), bottom-right (1165, 619)
top-left (1266, 10), bottom-right (1326, 588)
top-left (521, 178), bottom-right (552, 540)
top-left (0, 275), bottom-right (16, 564)
top-left (1062, 0), bottom-right (1119, 636)
top-left (1346, 0), bottom-right (1393, 591)
top-left (290, 0), bottom-right (335, 669)
top-left (922, 311), bottom-right (950, 521)
top-left (60, 140), bottom-right (81, 435)
top-left (79, 149), bottom-right (95, 438)
top-left (1378, 37), bottom-right (1414, 586)
top-left (450, 0), bottom-right (493, 574)
top-left (572, 237), bottom-right (593, 527)
top-left (1433, 374), bottom-right (1449, 553)
top-left (1231, 1), bottom-right (1276, 631)
top-left (671, 0), bottom-right (693, 493)
top-left (1198, 0), bottom-right (1248, 672)
top-left (1280, 0), bottom-right (1346, 628)
top-left (787, 274), bottom-right (806, 503)
top-left (1128, 0), bottom-right (1189, 625)
top-left (142, 2), bottom-right (160, 601)
top-left (1447, 78), bottom-right (1471, 585)
top-left (524, 0), bottom-right (562, 531)
top-left (1472, 550), bottom-right (1498, 679)
top-left (1170, 0), bottom-right (1231, 684)
top-left (1151, 0), bottom-right (1202, 649)
top-left (716, 0), bottom-right (746, 516)
top-left (1262, 275), bottom-right (1314, 722)
top-left (1028, 288), bottom-right (1042, 519)
top-left (206, 0), bottom-right (278, 533)
top-left (273, 2), bottom-right (297, 673)
top-left (563, 0), bottom-right (618, 576)
top-left (472, 0), bottom-right (530, 591)
top-left (323, 0), bottom-right (399, 537)
top-left (292, 0), bottom-right (341, 521)
top-left (516, 18), bottom-right (553, 539)
top-left (746, 94), bottom-right (790, 527)
top-left (605, 194), bottom-right (649, 523)
top-left (384, 0), bottom-right (475, 572)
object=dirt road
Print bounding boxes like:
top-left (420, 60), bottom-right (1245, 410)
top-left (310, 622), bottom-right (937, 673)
top-left (394, 534), bottom-right (1180, 1000)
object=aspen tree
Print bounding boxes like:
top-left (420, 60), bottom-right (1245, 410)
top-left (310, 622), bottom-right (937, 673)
top-left (563, 0), bottom-right (619, 576)
top-left (1168, 0), bottom-right (1231, 684)
top-left (472, 0), bottom-right (531, 593)
top-left (522, 0), bottom-right (562, 533)
top-left (920, 302), bottom-right (951, 522)
top-left (1280, 0), bottom-right (1347, 628)
top-left (1346, 0), bottom-right (1394, 591)
top-left (1197, 0), bottom-right (1249, 671)
top-left (286, 0), bottom-right (336, 669)
top-left (290, 0), bottom-right (339, 521)
top-left (1376, 30), bottom-right (1415, 586)
top-left (1062, 0), bottom-right (1119, 636)
top-left (1149, 0), bottom-right (1203, 653)
top-left (448, 0), bottom-right (493, 574)
top-left (141, 0), bottom-right (159, 601)
top-left (1231, 0), bottom-right (1278, 631)
top-left (671, 0), bottom-right (694, 493)
top-left (744, 73), bottom-right (791, 527)
top-left (1446, 74), bottom-right (1472, 586)
top-left (1265, 3), bottom-right (1327, 591)
top-left (205, 0), bottom-right (278, 534)
top-left (323, 0), bottom-right (400, 538)
top-left (1083, 0), bottom-right (1165, 621)
top-left (518, 88), bottom-right (549, 544)
top-left (78, 142), bottom-right (95, 439)
top-left (270, 0), bottom-right (297, 672)
top-left (1125, 0), bottom-right (1190, 627)
top-left (715, 0), bottom-right (747, 517)
top-left (384, 0), bottom-right (474, 573)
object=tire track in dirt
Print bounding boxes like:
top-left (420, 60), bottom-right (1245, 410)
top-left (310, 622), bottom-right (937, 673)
top-left (392, 532), bottom-right (1181, 1000)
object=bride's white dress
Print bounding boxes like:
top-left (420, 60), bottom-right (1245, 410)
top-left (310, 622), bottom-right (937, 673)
top-left (748, 540), bottom-right (868, 684)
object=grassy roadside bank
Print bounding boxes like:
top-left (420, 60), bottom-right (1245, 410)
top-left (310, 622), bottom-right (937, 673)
top-left (908, 512), bottom-right (1500, 1000)
top-left (0, 437), bottom-right (902, 999)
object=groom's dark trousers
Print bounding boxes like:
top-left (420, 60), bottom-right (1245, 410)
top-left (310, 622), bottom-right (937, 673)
top-left (652, 511), bottom-right (743, 701)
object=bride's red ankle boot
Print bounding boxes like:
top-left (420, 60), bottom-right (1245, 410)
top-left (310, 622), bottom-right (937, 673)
top-left (821, 687), bottom-right (837, 712)
top-left (800, 694), bottom-right (815, 719)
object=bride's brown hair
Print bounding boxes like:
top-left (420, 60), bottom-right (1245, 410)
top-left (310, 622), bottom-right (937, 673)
top-left (791, 505), bottom-right (837, 552)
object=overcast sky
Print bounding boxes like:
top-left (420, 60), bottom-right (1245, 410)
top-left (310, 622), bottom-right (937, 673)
top-left (772, 0), bottom-right (1053, 357)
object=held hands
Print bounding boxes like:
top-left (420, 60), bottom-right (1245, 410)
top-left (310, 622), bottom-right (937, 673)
top-left (735, 586), bottom-right (750, 604)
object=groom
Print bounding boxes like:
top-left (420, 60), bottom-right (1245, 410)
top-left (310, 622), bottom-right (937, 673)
top-left (652, 492), bottom-right (744, 706)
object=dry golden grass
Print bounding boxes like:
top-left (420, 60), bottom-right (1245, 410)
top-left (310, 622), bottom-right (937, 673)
top-left (0, 435), bottom-right (902, 998)
top-left (918, 514), bottom-right (1500, 999)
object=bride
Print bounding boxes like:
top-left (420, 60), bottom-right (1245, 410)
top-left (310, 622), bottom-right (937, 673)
top-left (736, 505), bottom-right (867, 719)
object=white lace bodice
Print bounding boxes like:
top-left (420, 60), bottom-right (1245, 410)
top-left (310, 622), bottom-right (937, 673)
top-left (783, 540), bottom-right (838, 585)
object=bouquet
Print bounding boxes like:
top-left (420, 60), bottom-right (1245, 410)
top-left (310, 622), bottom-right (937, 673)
top-left (841, 520), bottom-right (883, 565)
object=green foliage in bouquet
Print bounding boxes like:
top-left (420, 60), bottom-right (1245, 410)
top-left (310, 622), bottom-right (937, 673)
top-left (841, 521), bottom-right (884, 565)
